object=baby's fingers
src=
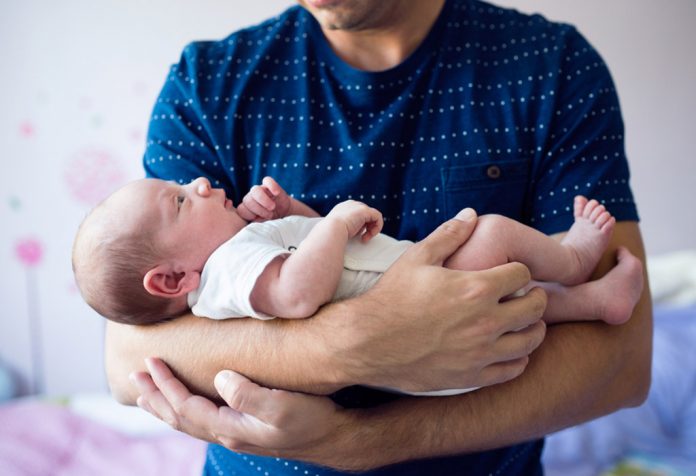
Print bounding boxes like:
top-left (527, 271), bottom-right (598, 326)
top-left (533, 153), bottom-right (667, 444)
top-left (249, 185), bottom-right (277, 210)
top-left (242, 187), bottom-right (276, 219)
top-left (236, 203), bottom-right (258, 222)
top-left (361, 212), bottom-right (384, 242)
top-left (261, 176), bottom-right (284, 197)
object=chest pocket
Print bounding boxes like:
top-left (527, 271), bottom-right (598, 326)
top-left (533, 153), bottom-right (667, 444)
top-left (441, 159), bottom-right (530, 220)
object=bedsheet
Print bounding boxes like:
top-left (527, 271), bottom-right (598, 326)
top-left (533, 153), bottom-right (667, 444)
top-left (0, 399), bottom-right (206, 476)
top-left (543, 304), bottom-right (696, 476)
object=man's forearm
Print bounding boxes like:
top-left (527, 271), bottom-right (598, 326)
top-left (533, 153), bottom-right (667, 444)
top-left (105, 310), bottom-right (351, 405)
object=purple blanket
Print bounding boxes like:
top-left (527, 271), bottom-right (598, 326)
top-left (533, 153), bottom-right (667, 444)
top-left (0, 400), bottom-right (206, 476)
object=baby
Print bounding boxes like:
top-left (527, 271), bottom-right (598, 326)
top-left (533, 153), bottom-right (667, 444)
top-left (73, 176), bottom-right (643, 330)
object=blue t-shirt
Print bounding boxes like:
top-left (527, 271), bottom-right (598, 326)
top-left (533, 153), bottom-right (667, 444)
top-left (144, 0), bottom-right (638, 474)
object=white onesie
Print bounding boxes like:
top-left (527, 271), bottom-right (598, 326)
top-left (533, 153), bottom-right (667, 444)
top-left (187, 215), bottom-right (412, 320)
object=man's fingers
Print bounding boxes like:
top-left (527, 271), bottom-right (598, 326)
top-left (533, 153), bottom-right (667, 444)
top-left (492, 319), bottom-right (546, 361)
top-left (496, 286), bottom-right (548, 332)
top-left (135, 395), bottom-right (157, 415)
top-left (130, 370), bottom-right (158, 394)
top-left (478, 261), bottom-right (533, 299)
top-left (142, 358), bottom-right (227, 436)
top-left (130, 372), bottom-right (164, 417)
top-left (132, 359), bottom-right (304, 452)
top-left (132, 365), bottom-right (186, 429)
top-left (405, 208), bottom-right (478, 266)
top-left (477, 356), bottom-right (530, 387)
top-left (145, 357), bottom-right (197, 412)
top-left (215, 370), bottom-right (278, 423)
top-left (475, 317), bottom-right (546, 387)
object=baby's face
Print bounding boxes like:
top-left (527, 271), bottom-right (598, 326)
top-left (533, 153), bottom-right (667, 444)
top-left (111, 178), bottom-right (247, 270)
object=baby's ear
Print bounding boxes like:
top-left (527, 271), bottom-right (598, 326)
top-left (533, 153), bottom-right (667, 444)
top-left (143, 265), bottom-right (200, 298)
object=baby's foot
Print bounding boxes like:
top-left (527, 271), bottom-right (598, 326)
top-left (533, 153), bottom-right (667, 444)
top-left (590, 247), bottom-right (644, 325)
top-left (559, 196), bottom-right (615, 285)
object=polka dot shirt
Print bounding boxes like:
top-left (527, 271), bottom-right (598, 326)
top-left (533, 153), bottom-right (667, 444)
top-left (143, 0), bottom-right (638, 474)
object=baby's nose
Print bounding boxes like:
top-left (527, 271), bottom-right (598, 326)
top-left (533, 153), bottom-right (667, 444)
top-left (191, 177), bottom-right (211, 196)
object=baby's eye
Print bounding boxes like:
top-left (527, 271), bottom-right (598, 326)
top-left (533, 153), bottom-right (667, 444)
top-left (176, 195), bottom-right (185, 209)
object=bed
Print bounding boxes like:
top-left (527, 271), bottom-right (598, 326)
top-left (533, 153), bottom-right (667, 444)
top-left (543, 250), bottom-right (696, 476)
top-left (0, 394), bottom-right (206, 475)
top-left (543, 303), bottom-right (696, 476)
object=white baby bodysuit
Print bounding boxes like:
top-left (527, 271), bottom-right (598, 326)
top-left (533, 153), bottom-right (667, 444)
top-left (187, 215), bottom-right (412, 320)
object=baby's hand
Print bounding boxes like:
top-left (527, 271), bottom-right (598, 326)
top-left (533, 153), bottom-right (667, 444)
top-left (238, 177), bottom-right (292, 222)
top-left (326, 200), bottom-right (383, 242)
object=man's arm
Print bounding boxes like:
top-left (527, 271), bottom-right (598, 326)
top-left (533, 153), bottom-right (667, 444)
top-left (129, 221), bottom-right (650, 471)
top-left (106, 211), bottom-right (547, 404)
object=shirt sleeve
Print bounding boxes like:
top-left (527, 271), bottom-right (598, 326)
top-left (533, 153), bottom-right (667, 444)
top-left (529, 26), bottom-right (639, 235)
top-left (143, 42), bottom-right (236, 195)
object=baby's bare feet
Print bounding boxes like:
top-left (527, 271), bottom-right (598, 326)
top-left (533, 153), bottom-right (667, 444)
top-left (594, 247), bottom-right (644, 325)
top-left (560, 196), bottom-right (616, 285)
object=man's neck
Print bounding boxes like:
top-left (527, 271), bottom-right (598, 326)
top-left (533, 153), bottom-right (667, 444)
top-left (321, 0), bottom-right (446, 72)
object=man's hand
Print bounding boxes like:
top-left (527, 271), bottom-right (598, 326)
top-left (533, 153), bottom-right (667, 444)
top-left (333, 207), bottom-right (548, 392)
top-left (325, 200), bottom-right (383, 242)
top-left (132, 358), bottom-right (351, 465)
top-left (237, 176), bottom-right (292, 221)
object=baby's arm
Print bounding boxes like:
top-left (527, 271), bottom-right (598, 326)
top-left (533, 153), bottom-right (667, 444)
top-left (250, 201), bottom-right (383, 319)
top-left (238, 176), bottom-right (318, 221)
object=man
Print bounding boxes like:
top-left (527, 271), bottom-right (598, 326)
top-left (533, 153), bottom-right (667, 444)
top-left (106, 0), bottom-right (652, 474)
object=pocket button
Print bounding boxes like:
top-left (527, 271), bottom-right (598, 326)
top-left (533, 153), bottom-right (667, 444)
top-left (486, 165), bottom-right (502, 179)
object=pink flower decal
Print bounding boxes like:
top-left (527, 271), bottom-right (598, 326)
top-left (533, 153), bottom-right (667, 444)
top-left (19, 121), bottom-right (36, 137)
top-left (64, 147), bottom-right (126, 206)
top-left (15, 238), bottom-right (44, 267)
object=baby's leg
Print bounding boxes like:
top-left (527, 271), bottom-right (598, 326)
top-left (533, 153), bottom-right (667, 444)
top-left (538, 247), bottom-right (644, 325)
top-left (444, 197), bottom-right (614, 286)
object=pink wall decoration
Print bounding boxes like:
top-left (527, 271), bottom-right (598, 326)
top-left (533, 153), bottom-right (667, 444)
top-left (15, 237), bottom-right (45, 394)
top-left (64, 148), bottom-right (126, 206)
top-left (15, 238), bottom-right (43, 267)
top-left (19, 121), bottom-right (36, 138)
top-left (129, 127), bottom-right (145, 144)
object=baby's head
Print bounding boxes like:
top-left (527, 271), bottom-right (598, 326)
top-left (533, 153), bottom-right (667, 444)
top-left (72, 177), bottom-right (247, 324)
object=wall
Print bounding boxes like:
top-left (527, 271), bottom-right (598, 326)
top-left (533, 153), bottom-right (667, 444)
top-left (1, 0), bottom-right (694, 396)
top-left (0, 0), bottom-right (294, 396)
top-left (494, 0), bottom-right (696, 254)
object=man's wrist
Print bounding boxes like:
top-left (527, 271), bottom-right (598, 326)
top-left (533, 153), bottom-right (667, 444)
top-left (304, 298), bottom-right (373, 392)
top-left (301, 406), bottom-right (387, 472)
top-left (304, 402), bottom-right (434, 471)
top-left (326, 295), bottom-right (384, 388)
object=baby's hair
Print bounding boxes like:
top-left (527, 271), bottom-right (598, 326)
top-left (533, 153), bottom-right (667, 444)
top-left (72, 202), bottom-right (185, 326)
